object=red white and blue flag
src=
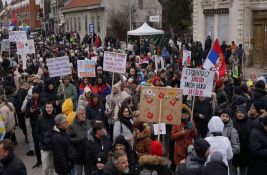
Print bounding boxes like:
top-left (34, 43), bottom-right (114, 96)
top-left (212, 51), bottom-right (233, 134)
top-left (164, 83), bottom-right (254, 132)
top-left (203, 39), bottom-right (226, 78)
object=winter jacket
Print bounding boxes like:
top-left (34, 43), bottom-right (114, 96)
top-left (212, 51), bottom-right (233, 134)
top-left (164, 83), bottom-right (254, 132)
top-left (3, 76), bottom-right (16, 95)
top-left (204, 161), bottom-right (228, 175)
top-left (14, 86), bottom-right (28, 113)
top-left (0, 152), bottom-right (27, 175)
top-left (133, 125), bottom-right (151, 158)
top-left (171, 120), bottom-right (198, 165)
top-left (205, 117), bottom-right (233, 166)
top-left (232, 118), bottom-right (251, 166)
top-left (62, 98), bottom-right (76, 125)
top-left (35, 111), bottom-right (55, 151)
top-left (85, 129), bottom-right (112, 173)
top-left (25, 98), bottom-right (42, 127)
top-left (138, 155), bottom-right (172, 175)
top-left (52, 126), bottom-right (76, 175)
top-left (41, 80), bottom-right (57, 105)
top-left (222, 120), bottom-right (240, 155)
top-left (0, 102), bottom-right (15, 133)
top-left (216, 89), bottom-right (229, 109)
top-left (193, 98), bottom-right (213, 138)
top-left (113, 120), bottom-right (134, 148)
top-left (86, 104), bottom-right (107, 126)
top-left (247, 120), bottom-right (267, 175)
top-left (68, 117), bottom-right (91, 164)
top-left (252, 87), bottom-right (267, 110)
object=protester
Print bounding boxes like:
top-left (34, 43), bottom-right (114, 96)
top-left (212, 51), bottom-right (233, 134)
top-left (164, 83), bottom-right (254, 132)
top-left (0, 139), bottom-right (27, 175)
top-left (133, 122), bottom-right (151, 158)
top-left (91, 152), bottom-right (108, 175)
top-left (62, 98), bottom-right (76, 125)
top-left (68, 106), bottom-right (91, 175)
top-left (204, 152), bottom-right (228, 175)
top-left (52, 114), bottom-right (76, 175)
top-left (103, 150), bottom-right (129, 175)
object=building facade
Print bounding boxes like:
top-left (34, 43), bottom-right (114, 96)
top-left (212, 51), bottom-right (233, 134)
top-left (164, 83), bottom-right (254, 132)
top-left (62, 0), bottom-right (162, 41)
top-left (193, 0), bottom-right (267, 68)
top-left (10, 0), bottom-right (41, 29)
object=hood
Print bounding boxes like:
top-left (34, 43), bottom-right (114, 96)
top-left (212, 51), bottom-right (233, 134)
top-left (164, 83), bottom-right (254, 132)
top-left (137, 72), bottom-right (145, 83)
top-left (135, 124), bottom-right (151, 140)
top-left (254, 87), bottom-right (267, 98)
top-left (139, 155), bottom-right (168, 168)
top-left (208, 116), bottom-right (224, 133)
top-left (62, 98), bottom-right (74, 115)
top-left (185, 149), bottom-right (206, 168)
top-left (224, 119), bottom-right (233, 127)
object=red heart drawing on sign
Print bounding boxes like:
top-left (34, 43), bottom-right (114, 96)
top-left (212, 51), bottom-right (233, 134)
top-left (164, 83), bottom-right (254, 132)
top-left (158, 92), bottom-right (165, 99)
top-left (147, 112), bottom-right (154, 119)
top-left (167, 114), bottom-right (173, 122)
top-left (169, 99), bottom-right (176, 106)
top-left (184, 77), bottom-right (187, 80)
top-left (146, 98), bottom-right (153, 104)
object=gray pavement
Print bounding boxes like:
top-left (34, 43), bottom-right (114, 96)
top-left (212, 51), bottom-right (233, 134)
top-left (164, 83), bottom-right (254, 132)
top-left (14, 128), bottom-right (42, 175)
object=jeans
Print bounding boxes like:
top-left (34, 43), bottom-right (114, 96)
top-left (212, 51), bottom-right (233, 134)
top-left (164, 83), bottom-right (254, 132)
top-left (41, 150), bottom-right (54, 175)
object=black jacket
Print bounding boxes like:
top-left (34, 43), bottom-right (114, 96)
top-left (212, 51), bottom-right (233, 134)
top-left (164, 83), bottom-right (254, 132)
top-left (232, 118), bottom-right (251, 166)
top-left (3, 76), bottom-right (16, 95)
top-left (0, 153), bottom-right (27, 175)
top-left (35, 111), bottom-right (55, 151)
top-left (193, 98), bottom-right (212, 138)
top-left (25, 98), bottom-right (42, 126)
top-left (247, 120), bottom-right (267, 175)
top-left (86, 104), bottom-right (108, 126)
top-left (52, 126), bottom-right (76, 175)
top-left (68, 117), bottom-right (91, 164)
top-left (14, 87), bottom-right (28, 113)
top-left (204, 161), bottom-right (228, 175)
top-left (252, 88), bottom-right (267, 110)
top-left (85, 129), bottom-right (112, 173)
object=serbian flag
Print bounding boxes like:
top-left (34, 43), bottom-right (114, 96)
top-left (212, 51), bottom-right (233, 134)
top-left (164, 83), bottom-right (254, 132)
top-left (203, 39), bottom-right (226, 77)
top-left (11, 14), bottom-right (17, 25)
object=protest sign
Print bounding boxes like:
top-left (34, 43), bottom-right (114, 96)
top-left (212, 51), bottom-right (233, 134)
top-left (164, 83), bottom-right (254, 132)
top-left (139, 86), bottom-right (182, 125)
top-left (153, 123), bottom-right (166, 135)
top-left (46, 56), bottom-right (71, 77)
top-left (16, 39), bottom-right (35, 55)
top-left (91, 56), bottom-right (98, 63)
top-left (182, 50), bottom-right (191, 67)
top-left (103, 52), bottom-right (127, 74)
top-left (9, 31), bottom-right (27, 42)
top-left (26, 39), bottom-right (35, 54)
top-left (1, 39), bottom-right (10, 52)
top-left (180, 68), bottom-right (215, 97)
top-left (77, 60), bottom-right (96, 78)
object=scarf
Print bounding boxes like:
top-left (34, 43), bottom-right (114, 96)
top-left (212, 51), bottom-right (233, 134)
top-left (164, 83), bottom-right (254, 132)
top-left (120, 117), bottom-right (133, 133)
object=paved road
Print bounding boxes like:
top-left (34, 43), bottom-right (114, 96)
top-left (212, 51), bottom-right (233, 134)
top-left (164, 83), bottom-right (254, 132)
top-left (14, 128), bottom-right (42, 175)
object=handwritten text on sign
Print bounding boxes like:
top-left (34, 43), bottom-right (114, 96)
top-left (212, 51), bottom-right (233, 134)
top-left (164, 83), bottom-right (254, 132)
top-left (77, 60), bottom-right (96, 78)
top-left (103, 52), bottom-right (127, 74)
top-left (9, 31), bottom-right (27, 42)
top-left (46, 56), bottom-right (71, 77)
top-left (180, 68), bottom-right (215, 97)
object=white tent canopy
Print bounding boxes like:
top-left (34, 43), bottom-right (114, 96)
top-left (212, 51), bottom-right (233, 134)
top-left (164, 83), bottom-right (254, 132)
top-left (127, 22), bottom-right (164, 36)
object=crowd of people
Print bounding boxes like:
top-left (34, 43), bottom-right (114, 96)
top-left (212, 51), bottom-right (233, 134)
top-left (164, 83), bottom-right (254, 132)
top-left (0, 31), bottom-right (266, 175)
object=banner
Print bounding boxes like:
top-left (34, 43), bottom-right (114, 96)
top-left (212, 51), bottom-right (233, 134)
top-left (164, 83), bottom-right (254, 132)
top-left (103, 52), bottom-right (127, 74)
top-left (46, 56), bottom-right (71, 77)
top-left (182, 50), bottom-right (191, 67)
top-left (77, 60), bottom-right (96, 78)
top-left (180, 68), bottom-right (215, 97)
top-left (1, 39), bottom-right (10, 52)
top-left (26, 39), bottom-right (35, 54)
top-left (9, 31), bottom-right (27, 42)
top-left (139, 86), bottom-right (182, 125)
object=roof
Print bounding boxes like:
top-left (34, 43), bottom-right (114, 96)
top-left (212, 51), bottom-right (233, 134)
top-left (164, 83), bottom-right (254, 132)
top-left (127, 23), bottom-right (164, 36)
top-left (63, 0), bottom-right (100, 10)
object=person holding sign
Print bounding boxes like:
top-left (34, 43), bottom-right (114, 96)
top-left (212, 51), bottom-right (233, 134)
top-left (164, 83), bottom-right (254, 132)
top-left (171, 104), bottom-right (198, 167)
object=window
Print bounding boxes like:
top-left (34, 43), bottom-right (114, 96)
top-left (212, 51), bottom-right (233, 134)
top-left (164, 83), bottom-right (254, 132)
top-left (218, 14), bottom-right (229, 43)
top-left (74, 17), bottom-right (77, 31)
top-left (70, 18), bottom-right (72, 31)
top-left (78, 17), bottom-right (81, 31)
top-left (138, 0), bottom-right (143, 9)
top-left (66, 19), bottom-right (69, 31)
top-left (205, 15), bottom-right (214, 40)
top-left (97, 16), bottom-right (100, 33)
top-left (85, 16), bottom-right (88, 33)
top-left (91, 16), bottom-right (95, 27)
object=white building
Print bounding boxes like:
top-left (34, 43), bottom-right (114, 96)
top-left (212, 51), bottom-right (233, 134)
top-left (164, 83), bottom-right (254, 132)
top-left (62, 0), bottom-right (162, 41)
top-left (193, 0), bottom-right (267, 68)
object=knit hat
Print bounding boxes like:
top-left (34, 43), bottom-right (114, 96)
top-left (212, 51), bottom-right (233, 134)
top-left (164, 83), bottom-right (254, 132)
top-left (252, 102), bottom-right (262, 114)
top-left (150, 141), bottom-right (163, 157)
top-left (210, 151), bottom-right (223, 162)
top-left (215, 80), bottom-right (223, 89)
top-left (32, 86), bottom-right (40, 94)
top-left (235, 96), bottom-right (246, 106)
top-left (96, 152), bottom-right (108, 164)
top-left (55, 114), bottom-right (67, 126)
top-left (84, 87), bottom-right (92, 94)
top-left (255, 80), bottom-right (265, 89)
top-left (92, 120), bottom-right (103, 130)
top-left (153, 76), bottom-right (161, 85)
top-left (220, 108), bottom-right (231, 116)
top-left (194, 138), bottom-right (210, 158)
top-left (236, 106), bottom-right (246, 114)
top-left (133, 122), bottom-right (145, 132)
top-left (114, 135), bottom-right (128, 147)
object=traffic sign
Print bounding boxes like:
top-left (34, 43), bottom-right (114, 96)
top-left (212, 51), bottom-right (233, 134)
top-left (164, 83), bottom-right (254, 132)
top-left (89, 24), bottom-right (94, 33)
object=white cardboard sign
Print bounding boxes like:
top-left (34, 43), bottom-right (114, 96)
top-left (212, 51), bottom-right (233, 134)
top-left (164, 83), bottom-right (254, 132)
top-left (103, 52), bottom-right (127, 74)
top-left (180, 68), bottom-right (215, 97)
top-left (153, 123), bottom-right (166, 135)
top-left (46, 56), bottom-right (71, 77)
top-left (77, 60), bottom-right (96, 78)
top-left (9, 31), bottom-right (27, 42)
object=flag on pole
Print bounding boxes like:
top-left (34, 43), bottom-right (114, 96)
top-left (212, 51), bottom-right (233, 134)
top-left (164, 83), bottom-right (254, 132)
top-left (203, 39), bottom-right (226, 77)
